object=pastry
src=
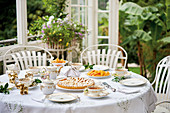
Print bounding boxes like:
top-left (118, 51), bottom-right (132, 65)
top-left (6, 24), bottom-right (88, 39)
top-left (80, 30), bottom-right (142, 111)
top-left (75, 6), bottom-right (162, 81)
top-left (57, 77), bottom-right (95, 89)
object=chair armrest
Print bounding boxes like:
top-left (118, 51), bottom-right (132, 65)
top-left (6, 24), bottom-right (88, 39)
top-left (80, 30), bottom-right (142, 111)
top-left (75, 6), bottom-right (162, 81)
top-left (156, 101), bottom-right (170, 106)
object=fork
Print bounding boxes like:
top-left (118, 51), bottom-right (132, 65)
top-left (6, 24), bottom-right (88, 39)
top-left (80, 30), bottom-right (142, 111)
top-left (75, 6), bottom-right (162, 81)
top-left (102, 82), bottom-right (140, 94)
top-left (102, 82), bottom-right (116, 92)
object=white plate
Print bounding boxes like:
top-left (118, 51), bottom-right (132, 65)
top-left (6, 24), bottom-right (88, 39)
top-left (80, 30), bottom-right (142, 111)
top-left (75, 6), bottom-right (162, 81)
top-left (87, 74), bottom-right (111, 79)
top-left (93, 65), bottom-right (109, 71)
top-left (0, 82), bottom-right (15, 89)
top-left (84, 91), bottom-right (109, 98)
top-left (47, 93), bottom-right (78, 102)
top-left (56, 85), bottom-right (84, 91)
top-left (119, 78), bottom-right (147, 86)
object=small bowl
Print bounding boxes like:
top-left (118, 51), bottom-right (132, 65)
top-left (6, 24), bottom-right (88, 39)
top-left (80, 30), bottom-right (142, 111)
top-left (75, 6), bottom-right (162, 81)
top-left (17, 78), bottom-right (34, 87)
top-left (28, 66), bottom-right (40, 74)
top-left (115, 68), bottom-right (128, 76)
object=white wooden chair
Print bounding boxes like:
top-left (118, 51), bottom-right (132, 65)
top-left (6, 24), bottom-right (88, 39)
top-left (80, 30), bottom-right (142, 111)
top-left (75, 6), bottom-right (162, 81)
top-left (80, 44), bottom-right (127, 68)
top-left (3, 46), bottom-right (53, 73)
top-left (151, 55), bottom-right (170, 113)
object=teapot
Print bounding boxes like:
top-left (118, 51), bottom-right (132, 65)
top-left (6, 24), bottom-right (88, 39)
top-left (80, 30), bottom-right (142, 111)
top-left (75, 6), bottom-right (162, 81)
top-left (40, 76), bottom-right (56, 95)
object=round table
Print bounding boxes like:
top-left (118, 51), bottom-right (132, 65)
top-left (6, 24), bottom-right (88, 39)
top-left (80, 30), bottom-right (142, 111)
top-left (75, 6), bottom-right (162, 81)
top-left (0, 68), bottom-right (157, 113)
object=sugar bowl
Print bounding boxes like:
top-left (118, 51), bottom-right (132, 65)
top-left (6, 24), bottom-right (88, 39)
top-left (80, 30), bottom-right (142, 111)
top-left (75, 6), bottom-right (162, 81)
top-left (40, 76), bottom-right (56, 95)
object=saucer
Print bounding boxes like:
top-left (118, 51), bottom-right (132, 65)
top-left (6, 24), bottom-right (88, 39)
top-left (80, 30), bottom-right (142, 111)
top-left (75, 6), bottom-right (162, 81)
top-left (84, 91), bottom-right (109, 98)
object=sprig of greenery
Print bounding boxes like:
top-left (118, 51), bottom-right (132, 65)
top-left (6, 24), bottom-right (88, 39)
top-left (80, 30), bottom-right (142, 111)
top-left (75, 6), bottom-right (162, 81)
top-left (0, 83), bottom-right (10, 94)
top-left (30, 79), bottom-right (42, 87)
top-left (34, 79), bottom-right (42, 84)
top-left (112, 76), bottom-right (125, 82)
top-left (84, 63), bottom-right (95, 69)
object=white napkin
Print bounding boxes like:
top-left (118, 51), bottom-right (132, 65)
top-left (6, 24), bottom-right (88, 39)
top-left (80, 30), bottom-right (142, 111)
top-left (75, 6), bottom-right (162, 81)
top-left (32, 94), bottom-right (46, 103)
top-left (118, 88), bottom-right (140, 94)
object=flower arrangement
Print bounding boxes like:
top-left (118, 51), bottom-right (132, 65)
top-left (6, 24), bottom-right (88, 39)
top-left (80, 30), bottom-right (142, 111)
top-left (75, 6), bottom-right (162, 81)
top-left (39, 16), bottom-right (87, 48)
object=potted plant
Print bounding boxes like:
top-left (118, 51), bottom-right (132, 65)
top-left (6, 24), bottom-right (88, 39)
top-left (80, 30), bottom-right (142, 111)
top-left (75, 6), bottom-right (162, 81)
top-left (39, 16), bottom-right (87, 49)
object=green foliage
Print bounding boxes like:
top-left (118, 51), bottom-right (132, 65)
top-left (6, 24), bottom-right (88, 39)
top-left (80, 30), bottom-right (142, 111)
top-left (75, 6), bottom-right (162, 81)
top-left (0, 0), bottom-right (48, 41)
top-left (128, 67), bottom-right (140, 74)
top-left (84, 63), bottom-right (95, 69)
top-left (119, 1), bottom-right (170, 80)
top-left (112, 76), bottom-right (125, 82)
top-left (34, 79), bottom-right (42, 83)
top-left (42, 0), bottom-right (68, 19)
top-left (0, 0), bottom-right (17, 40)
top-left (120, 2), bottom-right (143, 15)
top-left (0, 83), bottom-right (10, 94)
top-left (159, 36), bottom-right (170, 43)
top-left (166, 0), bottom-right (170, 29)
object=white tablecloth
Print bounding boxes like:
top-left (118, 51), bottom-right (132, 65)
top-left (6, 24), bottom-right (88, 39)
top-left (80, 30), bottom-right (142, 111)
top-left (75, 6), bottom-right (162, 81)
top-left (0, 68), bottom-right (157, 113)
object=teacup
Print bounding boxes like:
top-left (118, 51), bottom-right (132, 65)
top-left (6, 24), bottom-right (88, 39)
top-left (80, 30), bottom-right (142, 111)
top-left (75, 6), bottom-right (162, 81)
top-left (85, 85), bottom-right (106, 96)
top-left (17, 78), bottom-right (33, 87)
top-left (115, 68), bottom-right (128, 76)
top-left (71, 63), bottom-right (82, 70)
top-left (28, 66), bottom-right (40, 74)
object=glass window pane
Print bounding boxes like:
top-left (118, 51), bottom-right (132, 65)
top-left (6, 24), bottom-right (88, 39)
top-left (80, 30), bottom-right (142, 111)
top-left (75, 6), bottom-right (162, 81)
top-left (71, 7), bottom-right (79, 21)
top-left (98, 13), bottom-right (109, 36)
top-left (98, 0), bottom-right (109, 10)
top-left (80, 0), bottom-right (85, 5)
top-left (0, 0), bottom-right (17, 46)
top-left (71, 0), bottom-right (78, 4)
top-left (80, 7), bottom-right (86, 25)
top-left (98, 39), bottom-right (108, 44)
top-left (98, 39), bottom-right (108, 49)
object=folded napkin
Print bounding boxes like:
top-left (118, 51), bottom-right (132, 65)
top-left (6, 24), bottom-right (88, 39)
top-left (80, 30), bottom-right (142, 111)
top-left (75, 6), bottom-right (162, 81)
top-left (32, 95), bottom-right (46, 103)
top-left (117, 88), bottom-right (140, 94)
top-left (64, 67), bottom-right (80, 77)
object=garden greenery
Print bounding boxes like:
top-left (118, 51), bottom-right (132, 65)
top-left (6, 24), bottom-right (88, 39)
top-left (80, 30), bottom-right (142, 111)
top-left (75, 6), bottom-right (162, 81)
top-left (119, 2), bottom-right (170, 80)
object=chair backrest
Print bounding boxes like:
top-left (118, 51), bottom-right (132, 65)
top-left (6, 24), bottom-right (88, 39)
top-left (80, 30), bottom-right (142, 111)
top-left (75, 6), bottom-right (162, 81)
top-left (152, 55), bottom-right (170, 109)
top-left (80, 44), bottom-right (127, 68)
top-left (3, 45), bottom-right (53, 73)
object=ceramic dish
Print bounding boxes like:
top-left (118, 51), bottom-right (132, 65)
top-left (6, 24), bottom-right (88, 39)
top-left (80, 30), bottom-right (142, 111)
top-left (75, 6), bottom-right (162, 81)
top-left (56, 85), bottom-right (84, 91)
top-left (93, 65), bottom-right (109, 71)
top-left (52, 60), bottom-right (68, 66)
top-left (47, 93), bottom-right (78, 102)
top-left (0, 82), bottom-right (15, 89)
top-left (119, 78), bottom-right (147, 86)
top-left (84, 91), bottom-right (109, 98)
top-left (87, 74), bottom-right (111, 79)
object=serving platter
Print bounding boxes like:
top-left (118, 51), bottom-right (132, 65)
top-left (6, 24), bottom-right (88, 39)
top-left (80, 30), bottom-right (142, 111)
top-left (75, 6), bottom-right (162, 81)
top-left (56, 85), bottom-right (84, 91)
top-left (47, 93), bottom-right (78, 102)
top-left (87, 74), bottom-right (111, 79)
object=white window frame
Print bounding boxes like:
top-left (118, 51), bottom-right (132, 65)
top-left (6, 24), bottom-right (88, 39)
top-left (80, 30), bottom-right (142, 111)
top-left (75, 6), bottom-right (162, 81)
top-left (16, 0), bottom-right (119, 46)
top-left (67, 0), bottom-right (119, 47)
top-left (16, 0), bottom-right (27, 45)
